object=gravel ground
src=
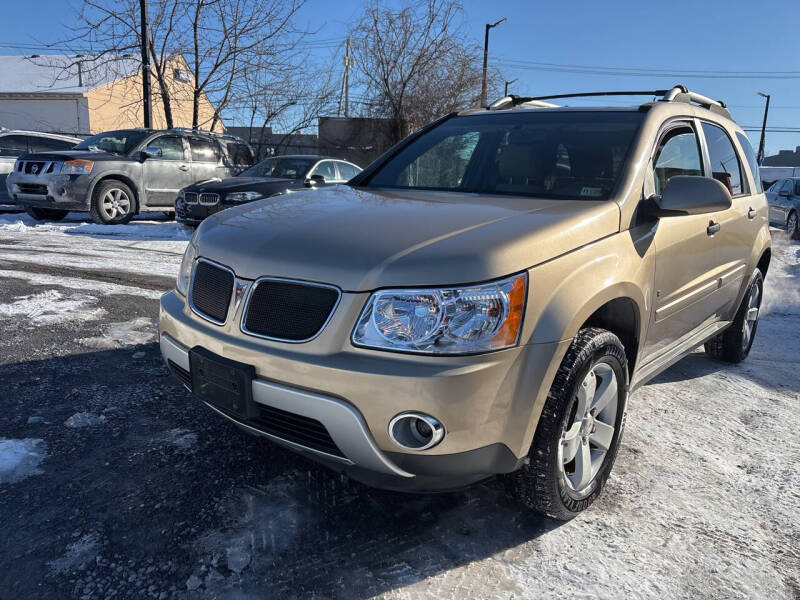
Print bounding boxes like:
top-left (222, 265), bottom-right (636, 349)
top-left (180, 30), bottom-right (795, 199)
top-left (0, 213), bottom-right (797, 599)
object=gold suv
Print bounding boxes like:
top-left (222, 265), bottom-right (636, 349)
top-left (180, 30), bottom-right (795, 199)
top-left (159, 85), bottom-right (771, 519)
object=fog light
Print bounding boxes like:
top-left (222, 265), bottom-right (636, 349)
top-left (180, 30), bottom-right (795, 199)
top-left (389, 413), bottom-right (444, 450)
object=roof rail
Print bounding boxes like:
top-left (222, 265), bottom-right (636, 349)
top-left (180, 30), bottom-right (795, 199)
top-left (168, 126), bottom-right (230, 137)
top-left (487, 85), bottom-right (731, 118)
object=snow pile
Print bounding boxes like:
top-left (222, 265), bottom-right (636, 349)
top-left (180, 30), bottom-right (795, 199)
top-left (0, 270), bottom-right (164, 300)
top-left (78, 317), bottom-right (155, 349)
top-left (761, 234), bottom-right (800, 315)
top-left (0, 212), bottom-right (192, 241)
top-left (64, 412), bottom-right (107, 428)
top-left (0, 289), bottom-right (106, 325)
top-left (0, 438), bottom-right (46, 483)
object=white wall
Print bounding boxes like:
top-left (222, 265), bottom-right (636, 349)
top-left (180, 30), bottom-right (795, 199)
top-left (0, 95), bottom-right (90, 135)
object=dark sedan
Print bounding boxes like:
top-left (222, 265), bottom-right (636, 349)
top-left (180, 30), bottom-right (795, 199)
top-left (175, 154), bottom-right (362, 225)
top-left (766, 177), bottom-right (800, 239)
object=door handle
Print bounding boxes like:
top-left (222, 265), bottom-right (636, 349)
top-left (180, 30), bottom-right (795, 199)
top-left (747, 207), bottom-right (757, 219)
top-left (179, 164), bottom-right (189, 172)
top-left (707, 221), bottom-right (721, 236)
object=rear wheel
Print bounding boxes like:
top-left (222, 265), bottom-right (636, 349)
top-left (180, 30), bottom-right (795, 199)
top-left (704, 270), bottom-right (763, 363)
top-left (90, 180), bottom-right (136, 225)
top-left (25, 207), bottom-right (68, 221)
top-left (788, 210), bottom-right (799, 240)
top-left (506, 328), bottom-right (628, 520)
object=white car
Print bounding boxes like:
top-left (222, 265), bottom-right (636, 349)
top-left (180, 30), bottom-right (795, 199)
top-left (0, 129), bottom-right (81, 210)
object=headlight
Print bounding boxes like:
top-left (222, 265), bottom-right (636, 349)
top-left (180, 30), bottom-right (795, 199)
top-left (60, 160), bottom-right (94, 175)
top-left (225, 191), bottom-right (263, 203)
top-left (176, 241), bottom-right (197, 296)
top-left (352, 273), bottom-right (527, 354)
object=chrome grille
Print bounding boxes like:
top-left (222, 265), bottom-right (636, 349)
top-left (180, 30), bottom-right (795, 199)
top-left (18, 160), bottom-right (59, 176)
top-left (184, 192), bottom-right (198, 204)
top-left (199, 193), bottom-right (219, 206)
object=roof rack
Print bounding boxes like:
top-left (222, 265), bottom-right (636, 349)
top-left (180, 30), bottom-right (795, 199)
top-left (168, 126), bottom-right (235, 138)
top-left (487, 85), bottom-right (731, 119)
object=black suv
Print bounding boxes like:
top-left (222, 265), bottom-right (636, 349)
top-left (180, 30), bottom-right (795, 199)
top-left (175, 154), bottom-right (362, 225)
top-left (6, 128), bottom-right (253, 224)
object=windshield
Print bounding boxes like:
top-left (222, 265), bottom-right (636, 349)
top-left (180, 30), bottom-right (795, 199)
top-left (240, 157), bottom-right (316, 179)
top-left (364, 111), bottom-right (644, 200)
top-left (73, 130), bottom-right (152, 155)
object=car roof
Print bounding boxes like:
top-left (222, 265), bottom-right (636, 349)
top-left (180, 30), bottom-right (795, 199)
top-left (0, 129), bottom-right (82, 141)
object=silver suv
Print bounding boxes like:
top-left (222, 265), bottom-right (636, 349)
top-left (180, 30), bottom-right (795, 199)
top-left (0, 130), bottom-right (81, 211)
top-left (6, 127), bottom-right (253, 224)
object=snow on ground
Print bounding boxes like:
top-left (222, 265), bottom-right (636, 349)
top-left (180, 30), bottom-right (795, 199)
top-left (0, 269), bottom-right (164, 300)
top-left (64, 412), bottom-right (107, 428)
top-left (0, 438), bottom-right (46, 484)
top-left (0, 289), bottom-right (106, 325)
top-left (78, 317), bottom-right (156, 349)
top-left (48, 533), bottom-right (102, 575)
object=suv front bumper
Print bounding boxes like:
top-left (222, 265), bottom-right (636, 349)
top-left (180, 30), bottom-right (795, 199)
top-left (6, 171), bottom-right (91, 211)
top-left (158, 289), bottom-right (567, 491)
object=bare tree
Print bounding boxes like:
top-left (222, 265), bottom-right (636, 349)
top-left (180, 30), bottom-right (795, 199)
top-left (349, 0), bottom-right (498, 141)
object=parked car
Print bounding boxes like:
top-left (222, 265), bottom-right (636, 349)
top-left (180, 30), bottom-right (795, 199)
top-left (0, 129), bottom-right (81, 211)
top-left (765, 177), bottom-right (800, 239)
top-left (159, 85), bottom-right (770, 519)
top-left (6, 127), bottom-right (253, 224)
top-left (176, 154), bottom-right (362, 226)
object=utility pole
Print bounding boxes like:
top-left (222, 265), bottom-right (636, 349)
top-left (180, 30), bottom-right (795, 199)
top-left (75, 55), bottom-right (85, 88)
top-left (140, 0), bottom-right (152, 128)
top-left (338, 38), bottom-right (354, 118)
top-left (757, 92), bottom-right (770, 164)
top-left (481, 18), bottom-right (505, 107)
top-left (504, 78), bottom-right (517, 97)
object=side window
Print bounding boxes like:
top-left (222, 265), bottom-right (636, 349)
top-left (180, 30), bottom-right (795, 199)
top-left (336, 162), bottom-right (360, 180)
top-left (225, 142), bottom-right (253, 167)
top-left (189, 137), bottom-right (219, 162)
top-left (735, 132), bottom-right (762, 193)
top-left (311, 161), bottom-right (338, 181)
top-left (652, 126), bottom-right (703, 196)
top-left (28, 136), bottom-right (76, 152)
top-left (781, 179), bottom-right (794, 194)
top-left (701, 122), bottom-right (743, 196)
top-left (0, 135), bottom-right (28, 156)
top-left (149, 136), bottom-right (185, 160)
top-left (767, 180), bottom-right (784, 193)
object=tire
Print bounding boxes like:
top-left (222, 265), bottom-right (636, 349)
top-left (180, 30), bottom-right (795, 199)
top-left (788, 210), bottom-right (799, 240)
top-left (25, 207), bottom-right (68, 221)
top-left (90, 180), bottom-right (136, 225)
top-left (505, 328), bottom-right (628, 520)
top-left (704, 270), bottom-right (763, 363)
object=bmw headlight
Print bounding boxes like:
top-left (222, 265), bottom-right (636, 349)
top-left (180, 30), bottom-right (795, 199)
top-left (225, 191), bottom-right (263, 203)
top-left (352, 273), bottom-right (527, 354)
top-left (176, 239), bottom-right (198, 296)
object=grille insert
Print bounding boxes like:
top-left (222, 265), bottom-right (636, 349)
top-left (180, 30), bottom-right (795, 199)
top-left (251, 404), bottom-right (344, 457)
top-left (17, 184), bottom-right (48, 195)
top-left (199, 193), bottom-right (219, 206)
top-left (242, 279), bottom-right (340, 342)
top-left (184, 192), bottom-right (198, 204)
top-left (190, 260), bottom-right (234, 324)
top-left (168, 360), bottom-right (192, 389)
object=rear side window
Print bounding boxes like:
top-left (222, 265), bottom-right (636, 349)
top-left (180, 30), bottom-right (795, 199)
top-left (27, 136), bottom-right (76, 152)
top-left (735, 132), bottom-right (762, 193)
top-left (701, 122), bottom-right (743, 196)
top-left (225, 142), bottom-right (253, 167)
top-left (189, 137), bottom-right (218, 162)
top-left (653, 126), bottom-right (702, 196)
top-left (0, 135), bottom-right (28, 156)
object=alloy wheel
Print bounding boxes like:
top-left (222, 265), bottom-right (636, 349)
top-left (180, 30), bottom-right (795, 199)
top-left (101, 188), bottom-right (131, 221)
top-left (742, 282), bottom-right (761, 351)
top-left (789, 212), bottom-right (798, 237)
top-left (558, 361), bottom-right (619, 498)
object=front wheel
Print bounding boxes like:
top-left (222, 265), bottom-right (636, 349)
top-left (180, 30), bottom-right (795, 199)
top-left (505, 328), bottom-right (628, 520)
top-left (90, 180), bottom-right (136, 225)
top-left (25, 207), bottom-right (68, 221)
top-left (705, 270), bottom-right (763, 363)
top-left (788, 211), bottom-right (799, 240)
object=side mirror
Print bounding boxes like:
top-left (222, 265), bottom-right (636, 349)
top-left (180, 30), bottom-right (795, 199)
top-left (142, 146), bottom-right (162, 159)
top-left (305, 174), bottom-right (325, 187)
top-left (650, 175), bottom-right (732, 217)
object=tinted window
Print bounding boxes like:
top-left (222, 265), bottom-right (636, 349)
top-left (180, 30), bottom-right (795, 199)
top-left (701, 122), bottom-right (743, 196)
top-left (653, 126), bottom-right (702, 196)
top-left (781, 179), bottom-right (794, 194)
top-left (149, 136), bottom-right (185, 160)
top-left (28, 136), bottom-right (76, 152)
top-left (311, 161), bottom-right (337, 181)
top-left (189, 137), bottom-right (218, 162)
top-left (365, 111), bottom-right (644, 200)
top-left (225, 142), bottom-right (253, 167)
top-left (0, 135), bottom-right (28, 156)
top-left (336, 162), bottom-right (360, 180)
top-left (74, 130), bottom-right (150, 154)
top-left (735, 132), bottom-right (762, 193)
top-left (240, 157), bottom-right (315, 179)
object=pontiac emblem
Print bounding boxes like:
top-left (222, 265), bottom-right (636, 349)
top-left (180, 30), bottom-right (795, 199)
top-left (234, 280), bottom-right (249, 308)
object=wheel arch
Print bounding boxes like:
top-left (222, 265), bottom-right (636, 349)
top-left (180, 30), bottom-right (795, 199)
top-left (88, 173), bottom-right (141, 214)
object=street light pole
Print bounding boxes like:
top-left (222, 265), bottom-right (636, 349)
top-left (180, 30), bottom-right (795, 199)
top-left (140, 0), bottom-right (152, 129)
top-left (757, 92), bottom-right (770, 164)
top-left (481, 18), bottom-right (506, 107)
top-left (504, 78), bottom-right (517, 97)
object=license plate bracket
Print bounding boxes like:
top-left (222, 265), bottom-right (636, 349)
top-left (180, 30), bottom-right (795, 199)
top-left (189, 346), bottom-right (255, 419)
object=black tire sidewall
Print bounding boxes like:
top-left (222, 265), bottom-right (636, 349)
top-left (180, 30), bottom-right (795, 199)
top-left (552, 344), bottom-right (628, 513)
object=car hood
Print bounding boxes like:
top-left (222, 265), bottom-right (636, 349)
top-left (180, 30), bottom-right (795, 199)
top-left (194, 185), bottom-right (621, 291)
top-left (185, 176), bottom-right (298, 194)
top-left (18, 150), bottom-right (123, 162)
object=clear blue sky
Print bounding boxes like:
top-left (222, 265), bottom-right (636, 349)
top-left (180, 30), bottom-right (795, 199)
top-left (3, 0), bottom-right (799, 156)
